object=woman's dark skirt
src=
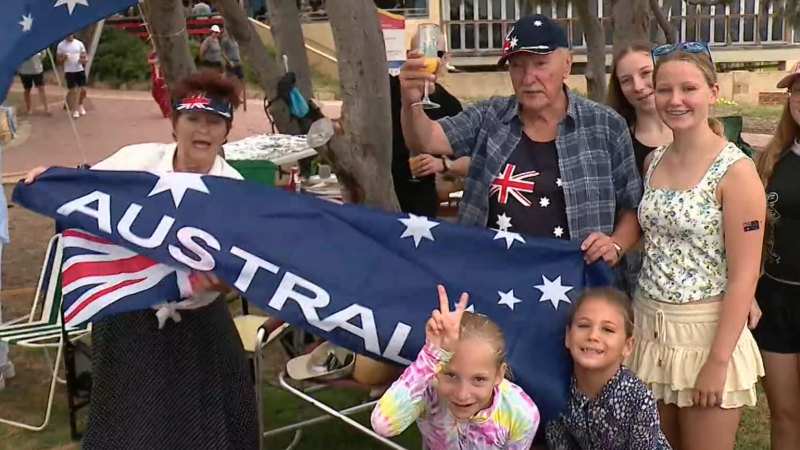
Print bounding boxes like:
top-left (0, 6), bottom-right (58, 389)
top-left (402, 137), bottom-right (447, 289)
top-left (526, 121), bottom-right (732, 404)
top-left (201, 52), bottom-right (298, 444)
top-left (82, 298), bottom-right (259, 449)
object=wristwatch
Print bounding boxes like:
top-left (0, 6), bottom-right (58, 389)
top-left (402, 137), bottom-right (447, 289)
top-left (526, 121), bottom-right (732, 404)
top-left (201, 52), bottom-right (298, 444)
top-left (440, 156), bottom-right (452, 174)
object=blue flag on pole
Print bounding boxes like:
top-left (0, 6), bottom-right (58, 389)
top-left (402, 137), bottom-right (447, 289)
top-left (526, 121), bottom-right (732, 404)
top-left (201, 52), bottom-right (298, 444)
top-left (13, 167), bottom-right (613, 429)
top-left (0, 0), bottom-right (138, 103)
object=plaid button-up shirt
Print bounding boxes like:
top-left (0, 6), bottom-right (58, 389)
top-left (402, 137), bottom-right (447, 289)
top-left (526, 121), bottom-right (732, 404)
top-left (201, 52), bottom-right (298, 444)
top-left (438, 89), bottom-right (642, 242)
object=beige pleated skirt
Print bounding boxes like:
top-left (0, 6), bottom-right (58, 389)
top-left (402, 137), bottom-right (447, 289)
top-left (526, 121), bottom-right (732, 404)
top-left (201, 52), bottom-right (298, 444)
top-left (625, 293), bottom-right (764, 409)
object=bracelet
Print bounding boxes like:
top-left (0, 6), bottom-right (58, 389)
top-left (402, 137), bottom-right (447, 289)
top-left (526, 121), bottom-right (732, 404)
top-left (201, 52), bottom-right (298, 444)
top-left (612, 242), bottom-right (623, 261)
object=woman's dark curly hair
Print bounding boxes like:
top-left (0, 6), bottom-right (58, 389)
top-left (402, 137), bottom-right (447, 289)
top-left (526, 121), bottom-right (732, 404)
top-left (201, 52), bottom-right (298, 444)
top-left (170, 71), bottom-right (242, 125)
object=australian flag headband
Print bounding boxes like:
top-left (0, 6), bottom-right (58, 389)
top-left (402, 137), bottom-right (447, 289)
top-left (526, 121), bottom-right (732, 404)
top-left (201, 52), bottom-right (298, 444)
top-left (172, 94), bottom-right (234, 120)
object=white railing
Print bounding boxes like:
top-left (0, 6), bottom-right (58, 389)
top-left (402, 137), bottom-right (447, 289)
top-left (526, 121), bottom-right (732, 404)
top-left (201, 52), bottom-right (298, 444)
top-left (295, 0), bottom-right (430, 22)
top-left (442, 0), bottom-right (800, 55)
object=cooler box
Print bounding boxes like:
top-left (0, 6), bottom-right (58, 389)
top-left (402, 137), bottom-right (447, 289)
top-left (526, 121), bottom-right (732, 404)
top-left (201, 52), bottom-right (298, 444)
top-left (229, 159), bottom-right (278, 186)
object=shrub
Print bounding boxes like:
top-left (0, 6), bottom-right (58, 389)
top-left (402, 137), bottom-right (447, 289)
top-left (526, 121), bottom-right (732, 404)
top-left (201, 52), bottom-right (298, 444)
top-left (92, 28), bottom-right (150, 87)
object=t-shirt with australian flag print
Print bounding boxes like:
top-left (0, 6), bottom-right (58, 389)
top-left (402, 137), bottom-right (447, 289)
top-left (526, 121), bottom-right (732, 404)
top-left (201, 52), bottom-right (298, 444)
top-left (487, 134), bottom-right (570, 240)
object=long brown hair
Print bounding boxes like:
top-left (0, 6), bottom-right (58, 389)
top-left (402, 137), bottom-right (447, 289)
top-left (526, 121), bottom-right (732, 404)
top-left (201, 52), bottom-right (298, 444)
top-left (652, 50), bottom-right (725, 137)
top-left (607, 41), bottom-right (654, 126)
top-left (755, 100), bottom-right (800, 186)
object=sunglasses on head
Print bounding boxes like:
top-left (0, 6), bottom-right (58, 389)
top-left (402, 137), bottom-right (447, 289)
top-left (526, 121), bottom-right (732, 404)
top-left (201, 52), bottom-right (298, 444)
top-left (652, 41), bottom-right (713, 64)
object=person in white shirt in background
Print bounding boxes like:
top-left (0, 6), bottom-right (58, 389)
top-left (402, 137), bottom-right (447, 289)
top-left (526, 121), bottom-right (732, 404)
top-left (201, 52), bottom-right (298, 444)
top-left (0, 144), bottom-right (14, 390)
top-left (56, 34), bottom-right (88, 119)
top-left (17, 51), bottom-right (50, 116)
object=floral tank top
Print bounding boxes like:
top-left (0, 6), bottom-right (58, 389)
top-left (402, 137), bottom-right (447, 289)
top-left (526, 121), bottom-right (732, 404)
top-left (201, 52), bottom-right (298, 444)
top-left (637, 142), bottom-right (749, 303)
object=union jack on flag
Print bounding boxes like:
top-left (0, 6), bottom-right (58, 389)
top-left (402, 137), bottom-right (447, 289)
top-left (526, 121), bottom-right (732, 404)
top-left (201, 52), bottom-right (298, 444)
top-left (61, 229), bottom-right (192, 328)
top-left (175, 95), bottom-right (212, 111)
top-left (490, 164), bottom-right (539, 206)
top-left (173, 95), bottom-right (233, 119)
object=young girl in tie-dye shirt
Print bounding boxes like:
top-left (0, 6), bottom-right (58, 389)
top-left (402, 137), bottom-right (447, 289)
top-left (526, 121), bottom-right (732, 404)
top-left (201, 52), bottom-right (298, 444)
top-left (371, 286), bottom-right (539, 449)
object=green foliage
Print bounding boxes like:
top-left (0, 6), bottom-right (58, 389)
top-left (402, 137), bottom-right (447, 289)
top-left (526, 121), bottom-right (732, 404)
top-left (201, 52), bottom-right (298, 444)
top-left (188, 39), bottom-right (201, 64)
top-left (92, 28), bottom-right (150, 88)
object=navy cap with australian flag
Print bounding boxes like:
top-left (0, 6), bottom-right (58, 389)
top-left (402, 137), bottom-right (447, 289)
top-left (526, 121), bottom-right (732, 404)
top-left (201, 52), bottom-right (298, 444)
top-left (499, 14), bottom-right (570, 65)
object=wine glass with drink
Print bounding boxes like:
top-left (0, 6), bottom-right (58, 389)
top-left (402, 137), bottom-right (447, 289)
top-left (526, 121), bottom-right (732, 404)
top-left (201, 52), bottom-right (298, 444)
top-left (412, 23), bottom-right (441, 110)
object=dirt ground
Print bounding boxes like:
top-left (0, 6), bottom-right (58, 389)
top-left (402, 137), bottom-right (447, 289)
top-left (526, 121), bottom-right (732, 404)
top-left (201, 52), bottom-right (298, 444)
top-left (1, 184), bottom-right (57, 320)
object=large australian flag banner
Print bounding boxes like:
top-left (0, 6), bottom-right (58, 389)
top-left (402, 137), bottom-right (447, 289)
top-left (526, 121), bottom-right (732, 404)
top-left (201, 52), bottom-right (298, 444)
top-left (13, 167), bottom-right (612, 427)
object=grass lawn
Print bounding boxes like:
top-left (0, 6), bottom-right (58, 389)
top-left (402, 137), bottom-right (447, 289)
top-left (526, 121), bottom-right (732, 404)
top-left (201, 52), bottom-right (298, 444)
top-left (0, 338), bottom-right (424, 450)
top-left (0, 341), bottom-right (772, 449)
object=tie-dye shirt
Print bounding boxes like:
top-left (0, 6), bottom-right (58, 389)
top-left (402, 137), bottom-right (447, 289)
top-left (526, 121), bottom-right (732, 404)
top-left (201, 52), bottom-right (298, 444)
top-left (371, 343), bottom-right (539, 449)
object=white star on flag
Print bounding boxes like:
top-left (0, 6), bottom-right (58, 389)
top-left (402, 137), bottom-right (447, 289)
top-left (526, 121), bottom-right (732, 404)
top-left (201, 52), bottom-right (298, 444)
top-left (534, 20), bottom-right (543, 27)
top-left (553, 226), bottom-right (564, 238)
top-left (54, 0), bottom-right (90, 15)
top-left (147, 172), bottom-right (210, 208)
top-left (453, 301), bottom-right (476, 313)
top-left (556, 178), bottom-right (563, 187)
top-left (496, 213), bottom-right (512, 231)
top-left (539, 197), bottom-right (550, 208)
top-left (497, 289), bottom-right (522, 311)
top-left (535, 275), bottom-right (573, 310)
top-left (509, 36), bottom-right (519, 49)
top-left (494, 230), bottom-right (525, 250)
top-left (398, 214), bottom-right (439, 248)
top-left (19, 13), bottom-right (33, 32)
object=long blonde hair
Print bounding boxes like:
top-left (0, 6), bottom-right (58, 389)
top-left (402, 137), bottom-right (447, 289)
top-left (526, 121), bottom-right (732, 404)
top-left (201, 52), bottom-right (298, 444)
top-left (652, 50), bottom-right (725, 137)
top-left (607, 41), bottom-right (654, 126)
top-left (755, 100), bottom-right (800, 186)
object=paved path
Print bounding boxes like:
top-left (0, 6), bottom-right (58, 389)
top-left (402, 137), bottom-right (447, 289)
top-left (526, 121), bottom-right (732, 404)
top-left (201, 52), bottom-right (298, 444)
top-left (2, 84), bottom-right (341, 179)
top-left (3, 83), bottom-right (771, 179)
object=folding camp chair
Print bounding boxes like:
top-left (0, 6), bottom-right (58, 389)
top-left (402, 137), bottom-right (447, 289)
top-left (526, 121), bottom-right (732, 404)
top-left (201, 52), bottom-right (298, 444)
top-left (259, 333), bottom-right (411, 450)
top-left (720, 115), bottom-right (757, 157)
top-left (222, 293), bottom-right (292, 449)
top-left (0, 234), bottom-right (90, 431)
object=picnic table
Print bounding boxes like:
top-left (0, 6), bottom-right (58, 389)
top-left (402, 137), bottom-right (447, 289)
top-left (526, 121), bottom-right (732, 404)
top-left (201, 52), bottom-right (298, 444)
top-left (223, 134), bottom-right (316, 186)
top-left (223, 134), bottom-right (343, 202)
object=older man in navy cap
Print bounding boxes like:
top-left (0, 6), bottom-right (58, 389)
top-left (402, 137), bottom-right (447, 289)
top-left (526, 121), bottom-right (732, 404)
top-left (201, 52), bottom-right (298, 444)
top-left (400, 15), bottom-right (642, 280)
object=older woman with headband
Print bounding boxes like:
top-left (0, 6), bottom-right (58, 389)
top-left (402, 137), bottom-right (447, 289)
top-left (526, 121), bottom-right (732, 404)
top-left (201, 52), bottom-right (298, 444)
top-left (23, 71), bottom-right (258, 449)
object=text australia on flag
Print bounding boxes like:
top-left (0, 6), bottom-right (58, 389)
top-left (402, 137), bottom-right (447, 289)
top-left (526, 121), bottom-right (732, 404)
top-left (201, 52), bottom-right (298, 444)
top-left (13, 168), bottom-right (612, 426)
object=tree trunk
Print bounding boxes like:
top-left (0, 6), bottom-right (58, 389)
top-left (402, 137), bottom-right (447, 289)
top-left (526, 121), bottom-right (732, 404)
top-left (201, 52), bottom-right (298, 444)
top-left (143, 0), bottom-right (196, 96)
top-left (611, 0), bottom-right (650, 51)
top-left (210, 0), bottom-right (299, 134)
top-left (324, 0), bottom-right (399, 211)
top-left (266, 0), bottom-right (315, 99)
top-left (686, 2), bottom-right (699, 41)
top-left (573, 0), bottom-right (607, 102)
top-left (520, 0), bottom-right (535, 14)
top-left (650, 0), bottom-right (677, 43)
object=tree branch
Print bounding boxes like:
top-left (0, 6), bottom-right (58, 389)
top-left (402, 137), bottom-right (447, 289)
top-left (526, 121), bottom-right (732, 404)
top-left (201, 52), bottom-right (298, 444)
top-left (143, 0), bottom-right (196, 96)
top-left (611, 0), bottom-right (650, 49)
top-left (650, 0), bottom-right (677, 43)
top-left (211, 0), bottom-right (299, 134)
top-left (266, 0), bottom-right (314, 99)
top-left (573, 0), bottom-right (607, 102)
top-left (325, 0), bottom-right (399, 211)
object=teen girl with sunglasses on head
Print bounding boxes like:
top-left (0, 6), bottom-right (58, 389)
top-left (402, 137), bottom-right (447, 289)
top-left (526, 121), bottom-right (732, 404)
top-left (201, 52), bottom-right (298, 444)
top-left (625, 42), bottom-right (766, 450)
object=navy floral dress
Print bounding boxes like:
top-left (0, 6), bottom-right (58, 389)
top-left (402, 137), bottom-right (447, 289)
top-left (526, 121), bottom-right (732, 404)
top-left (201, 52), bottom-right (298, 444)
top-left (546, 366), bottom-right (671, 450)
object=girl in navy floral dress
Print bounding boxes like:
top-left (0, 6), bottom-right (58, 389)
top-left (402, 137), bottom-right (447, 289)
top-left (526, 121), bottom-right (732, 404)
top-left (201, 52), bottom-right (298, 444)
top-left (547, 288), bottom-right (671, 450)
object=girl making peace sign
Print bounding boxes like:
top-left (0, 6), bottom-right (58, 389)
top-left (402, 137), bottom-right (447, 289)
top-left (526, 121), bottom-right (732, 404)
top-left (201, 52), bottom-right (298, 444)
top-left (371, 286), bottom-right (539, 449)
